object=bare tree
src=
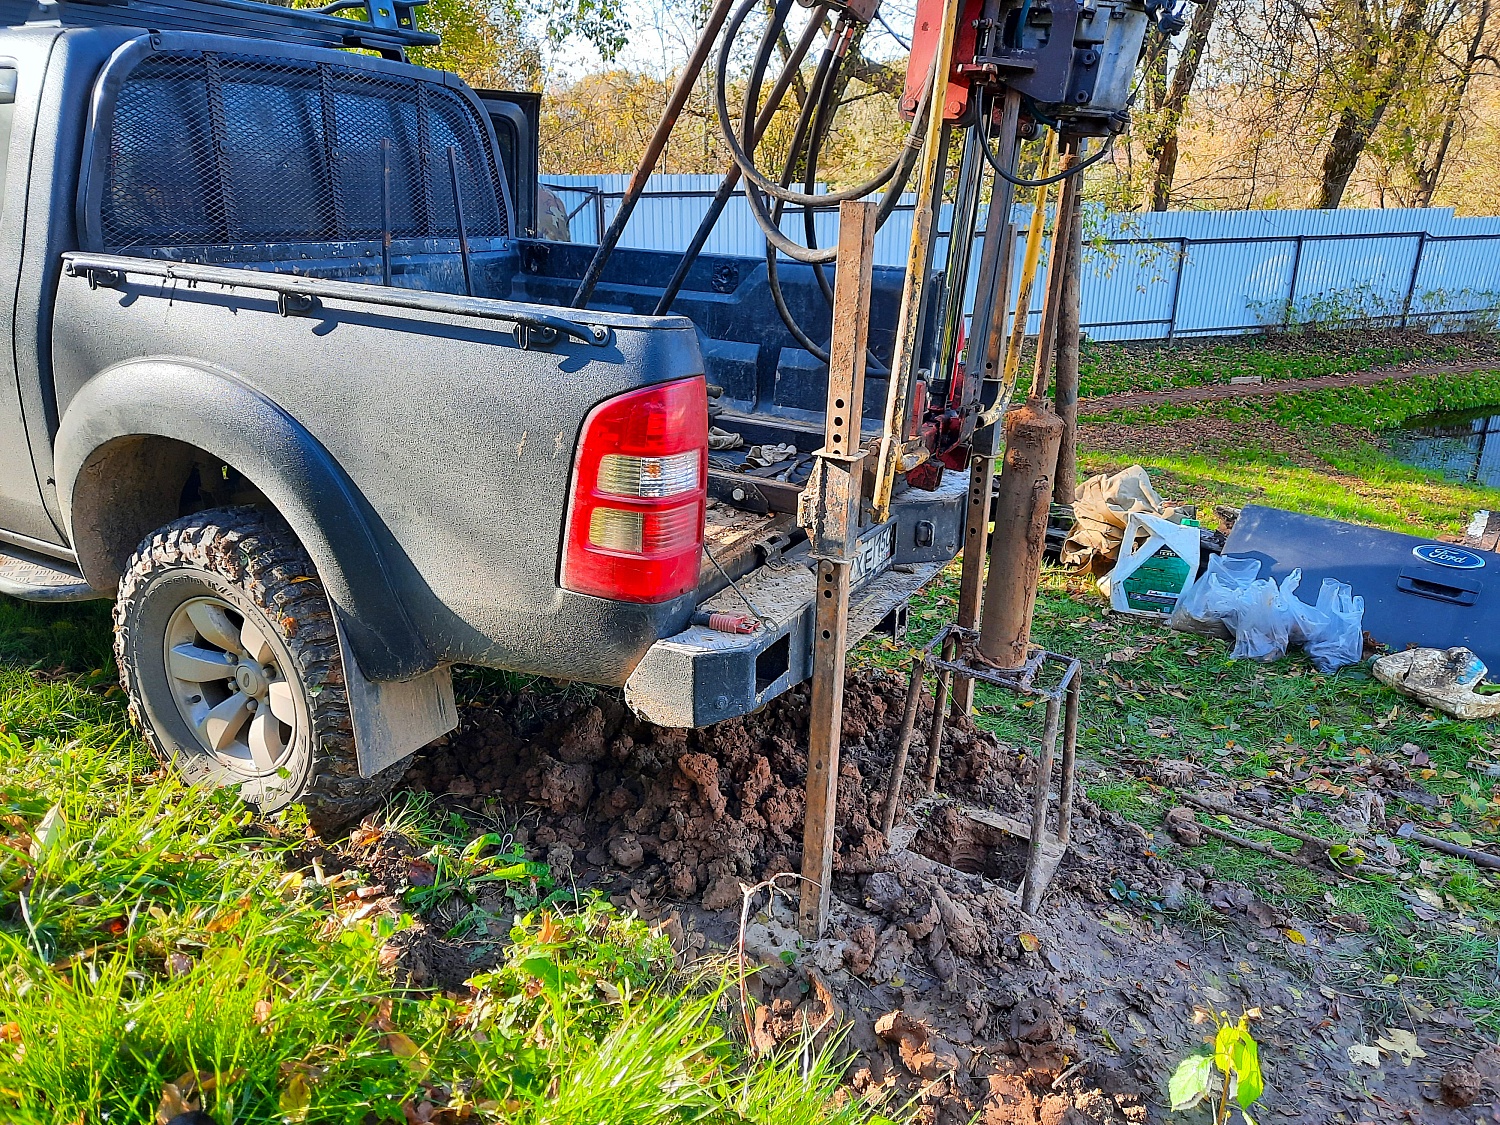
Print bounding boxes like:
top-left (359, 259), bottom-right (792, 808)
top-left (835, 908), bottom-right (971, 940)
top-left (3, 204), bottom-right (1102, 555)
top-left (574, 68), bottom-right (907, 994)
top-left (1143, 0), bottom-right (1220, 209)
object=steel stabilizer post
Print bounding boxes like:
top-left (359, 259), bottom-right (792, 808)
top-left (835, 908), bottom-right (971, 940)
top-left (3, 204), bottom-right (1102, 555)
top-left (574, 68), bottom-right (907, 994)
top-left (798, 200), bottom-right (878, 940)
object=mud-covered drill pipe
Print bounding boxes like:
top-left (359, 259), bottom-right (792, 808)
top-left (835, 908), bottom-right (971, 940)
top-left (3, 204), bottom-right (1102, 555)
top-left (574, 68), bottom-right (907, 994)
top-left (977, 398), bottom-right (1064, 669)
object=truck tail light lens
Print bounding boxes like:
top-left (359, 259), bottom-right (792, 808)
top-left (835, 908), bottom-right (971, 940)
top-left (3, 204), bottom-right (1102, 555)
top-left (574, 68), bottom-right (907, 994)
top-left (597, 451), bottom-right (701, 498)
top-left (562, 377), bottom-right (708, 603)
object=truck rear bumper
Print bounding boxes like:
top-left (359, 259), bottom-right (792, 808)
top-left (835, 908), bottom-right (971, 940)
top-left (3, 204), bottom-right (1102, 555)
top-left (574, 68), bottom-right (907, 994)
top-left (624, 468), bottom-right (966, 727)
top-left (624, 555), bottom-right (943, 727)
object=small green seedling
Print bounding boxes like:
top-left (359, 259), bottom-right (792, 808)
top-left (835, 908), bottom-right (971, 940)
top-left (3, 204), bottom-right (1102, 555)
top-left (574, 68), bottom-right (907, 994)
top-left (1170, 1008), bottom-right (1265, 1124)
top-left (403, 832), bottom-right (554, 918)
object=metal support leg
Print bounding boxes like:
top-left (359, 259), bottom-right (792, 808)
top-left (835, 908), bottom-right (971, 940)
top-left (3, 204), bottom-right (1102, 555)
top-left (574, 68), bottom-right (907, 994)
top-left (952, 452), bottom-right (996, 717)
top-left (924, 633), bottom-right (956, 794)
top-left (798, 200), bottom-right (878, 940)
top-left (800, 557), bottom-right (854, 938)
top-left (882, 656), bottom-right (926, 838)
top-left (1057, 675), bottom-right (1080, 845)
top-left (1020, 695), bottom-right (1062, 913)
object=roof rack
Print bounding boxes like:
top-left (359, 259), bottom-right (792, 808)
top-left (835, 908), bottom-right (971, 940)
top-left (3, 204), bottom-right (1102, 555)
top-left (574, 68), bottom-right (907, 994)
top-left (1, 0), bottom-right (440, 56)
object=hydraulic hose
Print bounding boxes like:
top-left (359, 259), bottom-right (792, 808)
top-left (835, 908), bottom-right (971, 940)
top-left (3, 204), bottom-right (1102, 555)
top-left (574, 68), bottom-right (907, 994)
top-left (653, 6), bottom-right (828, 315)
top-left (760, 20), bottom-right (850, 357)
top-left (760, 50), bottom-right (931, 358)
top-left (740, 52), bottom-right (934, 265)
top-left (982, 124), bottom-right (1113, 187)
top-left (714, 0), bottom-right (916, 210)
top-left (801, 30), bottom-right (846, 304)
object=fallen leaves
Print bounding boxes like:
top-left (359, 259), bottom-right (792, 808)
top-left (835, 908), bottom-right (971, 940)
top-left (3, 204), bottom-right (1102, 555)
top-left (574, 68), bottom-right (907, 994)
top-left (371, 998), bottom-right (432, 1074)
top-left (1303, 777), bottom-right (1347, 798)
top-left (278, 1068), bottom-right (315, 1123)
top-left (1345, 1029), bottom-right (1426, 1070)
top-left (28, 806), bottom-right (63, 864)
top-left (154, 1069), bottom-right (243, 1125)
top-left (1375, 1027), bottom-right (1427, 1065)
top-left (166, 952), bottom-right (196, 978)
top-left (205, 897), bottom-right (252, 934)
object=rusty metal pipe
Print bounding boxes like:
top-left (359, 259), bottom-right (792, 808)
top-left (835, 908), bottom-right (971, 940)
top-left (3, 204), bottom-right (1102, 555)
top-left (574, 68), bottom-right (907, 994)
top-left (881, 656), bottom-right (926, 837)
top-left (571, 0), bottom-right (739, 308)
top-left (1019, 694), bottom-right (1061, 912)
top-left (977, 398), bottom-right (1064, 669)
top-left (1029, 141), bottom-right (1080, 401)
top-left (923, 633), bottom-right (957, 793)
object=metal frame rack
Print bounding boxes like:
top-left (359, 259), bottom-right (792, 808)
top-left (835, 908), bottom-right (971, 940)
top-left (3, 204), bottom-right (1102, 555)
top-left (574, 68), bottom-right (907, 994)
top-left (0, 0), bottom-right (437, 57)
top-left (882, 626), bottom-right (1081, 913)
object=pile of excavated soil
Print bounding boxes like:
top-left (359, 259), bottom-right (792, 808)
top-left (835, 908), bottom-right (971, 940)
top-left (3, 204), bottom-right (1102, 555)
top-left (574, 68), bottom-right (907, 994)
top-left (403, 671), bottom-right (1168, 915)
top-left (363, 671), bottom-right (1491, 1124)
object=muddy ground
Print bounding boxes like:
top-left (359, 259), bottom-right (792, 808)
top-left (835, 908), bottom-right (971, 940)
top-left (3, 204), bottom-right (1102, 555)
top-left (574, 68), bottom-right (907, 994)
top-left (332, 672), bottom-right (1497, 1124)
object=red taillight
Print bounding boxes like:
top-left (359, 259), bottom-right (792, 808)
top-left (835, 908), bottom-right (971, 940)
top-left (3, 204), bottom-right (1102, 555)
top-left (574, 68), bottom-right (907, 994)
top-left (561, 376), bottom-right (708, 603)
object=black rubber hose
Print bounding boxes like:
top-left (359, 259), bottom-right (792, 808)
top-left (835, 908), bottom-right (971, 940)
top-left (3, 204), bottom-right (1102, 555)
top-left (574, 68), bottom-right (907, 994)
top-left (801, 34), bottom-right (844, 305)
top-left (653, 7), bottom-right (829, 315)
top-left (742, 0), bottom-right (797, 147)
top-left (739, 51), bottom-right (934, 264)
top-left (715, 0), bottom-right (912, 208)
top-left (762, 63), bottom-right (923, 368)
top-left (982, 128), bottom-right (1114, 187)
top-left (759, 27), bottom-right (848, 357)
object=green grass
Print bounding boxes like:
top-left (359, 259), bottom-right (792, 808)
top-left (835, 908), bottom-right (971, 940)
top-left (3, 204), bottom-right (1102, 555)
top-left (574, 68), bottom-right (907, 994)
top-left (1078, 366), bottom-right (1500, 537)
top-left (1087, 366), bottom-right (1500, 430)
top-left (855, 339), bottom-right (1500, 1028)
top-left (0, 601), bottom-right (903, 1125)
top-left (1078, 330), bottom-right (1491, 399)
top-left (1080, 449), bottom-right (1498, 539)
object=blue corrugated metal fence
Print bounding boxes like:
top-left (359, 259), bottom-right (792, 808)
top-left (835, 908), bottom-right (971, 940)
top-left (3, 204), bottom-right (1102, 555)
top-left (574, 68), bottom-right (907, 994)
top-left (542, 174), bottom-right (1500, 341)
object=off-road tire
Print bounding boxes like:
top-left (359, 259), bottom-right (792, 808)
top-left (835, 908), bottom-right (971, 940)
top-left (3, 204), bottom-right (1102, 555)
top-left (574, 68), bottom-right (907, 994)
top-left (114, 506), bottom-right (409, 832)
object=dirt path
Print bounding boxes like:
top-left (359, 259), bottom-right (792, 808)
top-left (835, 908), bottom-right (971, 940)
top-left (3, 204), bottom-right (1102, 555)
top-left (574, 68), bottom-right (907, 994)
top-left (1082, 359), bottom-right (1495, 412)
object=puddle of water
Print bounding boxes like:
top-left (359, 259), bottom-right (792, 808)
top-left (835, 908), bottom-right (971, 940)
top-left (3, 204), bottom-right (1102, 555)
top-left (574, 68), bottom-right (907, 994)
top-left (1390, 406), bottom-right (1500, 490)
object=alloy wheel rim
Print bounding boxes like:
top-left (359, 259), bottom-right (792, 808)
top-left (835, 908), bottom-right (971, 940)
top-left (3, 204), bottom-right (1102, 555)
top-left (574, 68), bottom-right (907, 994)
top-left (162, 595), bottom-right (300, 776)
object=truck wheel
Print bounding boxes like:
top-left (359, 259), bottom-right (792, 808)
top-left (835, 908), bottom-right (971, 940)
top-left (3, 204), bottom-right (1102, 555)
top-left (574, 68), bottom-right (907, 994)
top-left (113, 506), bottom-right (408, 832)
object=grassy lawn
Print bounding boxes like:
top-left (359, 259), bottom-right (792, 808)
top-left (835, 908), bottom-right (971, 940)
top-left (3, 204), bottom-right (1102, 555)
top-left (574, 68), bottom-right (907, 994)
top-left (0, 597), bottom-right (896, 1125)
top-left (1081, 364), bottom-right (1500, 538)
top-left (3, 329), bottom-right (1500, 1118)
top-left (1077, 327), bottom-right (1500, 398)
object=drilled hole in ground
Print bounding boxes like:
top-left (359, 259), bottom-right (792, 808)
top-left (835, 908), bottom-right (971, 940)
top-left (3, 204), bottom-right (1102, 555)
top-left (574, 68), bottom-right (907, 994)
top-left (911, 807), bottom-right (1031, 886)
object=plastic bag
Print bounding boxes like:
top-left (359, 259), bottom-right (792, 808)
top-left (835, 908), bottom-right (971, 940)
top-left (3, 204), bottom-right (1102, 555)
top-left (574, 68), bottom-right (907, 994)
top-left (1299, 578), bottom-right (1365, 673)
top-left (1102, 512), bottom-right (1202, 617)
top-left (1171, 557), bottom-right (1365, 671)
top-left (1218, 569), bottom-right (1303, 662)
top-left (1373, 647), bottom-right (1500, 720)
top-left (1169, 554), bottom-right (1262, 639)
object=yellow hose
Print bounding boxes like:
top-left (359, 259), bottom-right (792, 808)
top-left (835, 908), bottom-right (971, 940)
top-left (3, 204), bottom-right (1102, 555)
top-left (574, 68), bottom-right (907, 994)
top-left (869, 0), bottom-right (965, 523)
top-left (1001, 131), bottom-right (1057, 393)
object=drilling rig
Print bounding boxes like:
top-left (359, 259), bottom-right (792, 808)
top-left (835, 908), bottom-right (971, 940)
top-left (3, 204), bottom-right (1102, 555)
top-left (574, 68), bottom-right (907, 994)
top-left (574, 0), bottom-right (1190, 934)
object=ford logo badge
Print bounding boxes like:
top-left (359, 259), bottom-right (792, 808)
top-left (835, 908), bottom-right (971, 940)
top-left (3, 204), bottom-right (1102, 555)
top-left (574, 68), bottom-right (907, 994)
top-left (1413, 544), bottom-right (1486, 570)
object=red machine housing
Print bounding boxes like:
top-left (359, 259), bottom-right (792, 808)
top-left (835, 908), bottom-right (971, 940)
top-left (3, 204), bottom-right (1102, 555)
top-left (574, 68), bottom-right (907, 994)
top-left (899, 0), bottom-right (987, 122)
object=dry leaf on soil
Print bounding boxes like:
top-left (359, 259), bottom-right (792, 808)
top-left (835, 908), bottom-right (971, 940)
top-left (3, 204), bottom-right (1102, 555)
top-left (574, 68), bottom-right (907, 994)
top-left (1347, 1044), bottom-right (1383, 1068)
top-left (279, 1071), bottom-right (312, 1124)
top-left (1376, 1028), bottom-right (1427, 1065)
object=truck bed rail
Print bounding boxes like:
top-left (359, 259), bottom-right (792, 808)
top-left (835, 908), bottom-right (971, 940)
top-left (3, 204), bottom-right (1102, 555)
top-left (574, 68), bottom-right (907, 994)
top-left (0, 0), bottom-right (437, 55)
top-left (63, 252), bottom-right (613, 348)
